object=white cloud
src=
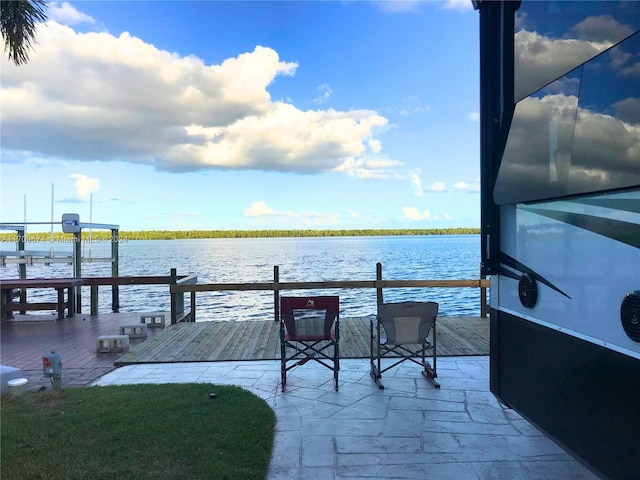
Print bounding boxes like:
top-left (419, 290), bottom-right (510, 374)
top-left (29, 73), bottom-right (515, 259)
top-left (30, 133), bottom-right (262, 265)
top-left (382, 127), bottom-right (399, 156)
top-left (442, 0), bottom-right (474, 12)
top-left (242, 201), bottom-right (342, 226)
top-left (243, 201), bottom-right (275, 217)
top-left (397, 96), bottom-right (431, 116)
top-left (402, 206), bottom-right (431, 221)
top-left (368, 139), bottom-right (382, 154)
top-left (468, 112), bottom-right (480, 122)
top-left (313, 83), bottom-right (333, 104)
top-left (48, 2), bottom-right (95, 26)
top-left (454, 179), bottom-right (480, 192)
top-left (69, 173), bottom-right (99, 200)
top-left (1, 21), bottom-right (389, 176)
top-left (334, 157), bottom-right (402, 179)
top-left (409, 169), bottom-right (423, 196)
top-left (425, 181), bottom-right (446, 192)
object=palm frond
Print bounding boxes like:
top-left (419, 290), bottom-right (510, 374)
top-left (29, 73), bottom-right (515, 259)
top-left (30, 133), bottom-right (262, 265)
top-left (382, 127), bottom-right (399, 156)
top-left (1, 0), bottom-right (48, 66)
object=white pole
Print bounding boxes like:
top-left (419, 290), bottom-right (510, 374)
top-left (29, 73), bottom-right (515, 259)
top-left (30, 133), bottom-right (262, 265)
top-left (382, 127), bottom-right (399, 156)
top-left (88, 193), bottom-right (93, 260)
top-left (50, 183), bottom-right (54, 257)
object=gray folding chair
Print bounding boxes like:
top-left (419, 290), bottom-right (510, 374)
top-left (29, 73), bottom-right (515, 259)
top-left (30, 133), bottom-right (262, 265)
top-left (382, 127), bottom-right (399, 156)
top-left (370, 301), bottom-right (439, 389)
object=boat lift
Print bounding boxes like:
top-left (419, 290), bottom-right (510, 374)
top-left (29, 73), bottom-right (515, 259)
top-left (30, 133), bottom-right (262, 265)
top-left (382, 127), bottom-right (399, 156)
top-left (0, 214), bottom-right (120, 313)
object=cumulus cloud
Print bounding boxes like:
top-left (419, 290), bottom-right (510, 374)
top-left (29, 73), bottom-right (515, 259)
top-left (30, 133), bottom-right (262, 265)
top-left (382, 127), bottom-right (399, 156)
top-left (402, 206), bottom-right (431, 221)
top-left (243, 201), bottom-right (275, 217)
top-left (48, 2), bottom-right (95, 26)
top-left (242, 201), bottom-right (342, 226)
top-left (69, 173), bottom-right (99, 200)
top-left (408, 170), bottom-right (447, 196)
top-left (1, 19), bottom-right (390, 177)
top-left (402, 206), bottom-right (453, 222)
top-left (454, 180), bottom-right (479, 192)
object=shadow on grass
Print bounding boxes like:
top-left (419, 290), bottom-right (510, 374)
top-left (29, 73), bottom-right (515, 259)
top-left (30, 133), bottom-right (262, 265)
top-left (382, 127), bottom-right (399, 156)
top-left (1, 383), bottom-right (275, 480)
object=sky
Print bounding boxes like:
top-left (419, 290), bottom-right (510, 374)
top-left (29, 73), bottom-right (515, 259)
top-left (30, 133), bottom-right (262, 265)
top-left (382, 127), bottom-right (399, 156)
top-left (0, 0), bottom-right (482, 233)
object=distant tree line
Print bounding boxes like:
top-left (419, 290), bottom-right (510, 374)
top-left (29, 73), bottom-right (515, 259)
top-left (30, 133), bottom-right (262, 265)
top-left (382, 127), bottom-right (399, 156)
top-left (0, 228), bottom-right (479, 242)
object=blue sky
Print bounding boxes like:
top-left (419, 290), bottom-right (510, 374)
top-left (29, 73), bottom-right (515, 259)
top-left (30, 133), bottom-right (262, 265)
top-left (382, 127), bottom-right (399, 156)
top-left (1, 0), bottom-right (481, 233)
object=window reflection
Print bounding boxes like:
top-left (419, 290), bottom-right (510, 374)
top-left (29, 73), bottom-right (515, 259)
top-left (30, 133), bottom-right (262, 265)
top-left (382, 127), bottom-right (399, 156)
top-left (514, 1), bottom-right (640, 101)
top-left (495, 32), bottom-right (640, 205)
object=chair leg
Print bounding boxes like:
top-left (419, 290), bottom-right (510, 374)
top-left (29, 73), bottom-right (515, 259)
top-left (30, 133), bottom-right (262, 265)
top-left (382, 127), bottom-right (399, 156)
top-left (280, 327), bottom-right (286, 392)
top-left (421, 343), bottom-right (440, 388)
top-left (334, 342), bottom-right (339, 391)
top-left (370, 363), bottom-right (384, 389)
top-left (369, 319), bottom-right (384, 389)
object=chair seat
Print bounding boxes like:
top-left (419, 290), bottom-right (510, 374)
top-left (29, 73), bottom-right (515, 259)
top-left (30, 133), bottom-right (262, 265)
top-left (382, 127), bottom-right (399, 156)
top-left (285, 332), bottom-right (336, 342)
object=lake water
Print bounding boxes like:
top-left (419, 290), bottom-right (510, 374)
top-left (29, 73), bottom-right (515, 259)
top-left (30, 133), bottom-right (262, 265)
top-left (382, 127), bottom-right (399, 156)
top-left (1, 235), bottom-right (485, 320)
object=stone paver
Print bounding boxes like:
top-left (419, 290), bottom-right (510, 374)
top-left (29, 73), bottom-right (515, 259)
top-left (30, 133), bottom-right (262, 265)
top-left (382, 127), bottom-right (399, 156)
top-left (91, 357), bottom-right (599, 480)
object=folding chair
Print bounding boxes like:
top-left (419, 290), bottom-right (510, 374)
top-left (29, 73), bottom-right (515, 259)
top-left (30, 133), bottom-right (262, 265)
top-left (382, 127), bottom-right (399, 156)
top-left (280, 296), bottom-right (340, 391)
top-left (370, 301), bottom-right (439, 389)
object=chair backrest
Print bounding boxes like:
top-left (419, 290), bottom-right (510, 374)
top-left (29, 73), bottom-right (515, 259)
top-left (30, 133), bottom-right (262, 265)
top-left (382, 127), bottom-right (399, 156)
top-left (280, 296), bottom-right (339, 341)
top-left (377, 301), bottom-right (438, 345)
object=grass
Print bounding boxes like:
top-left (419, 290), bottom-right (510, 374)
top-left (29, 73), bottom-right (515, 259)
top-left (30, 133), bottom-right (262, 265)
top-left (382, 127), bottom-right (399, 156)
top-left (1, 383), bottom-right (276, 480)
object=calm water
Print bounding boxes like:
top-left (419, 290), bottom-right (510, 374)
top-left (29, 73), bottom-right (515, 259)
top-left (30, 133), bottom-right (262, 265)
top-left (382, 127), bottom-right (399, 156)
top-left (1, 235), bottom-right (484, 320)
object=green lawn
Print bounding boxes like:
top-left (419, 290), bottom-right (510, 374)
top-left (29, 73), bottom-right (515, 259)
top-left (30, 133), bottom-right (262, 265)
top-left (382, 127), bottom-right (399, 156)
top-left (1, 383), bottom-right (276, 480)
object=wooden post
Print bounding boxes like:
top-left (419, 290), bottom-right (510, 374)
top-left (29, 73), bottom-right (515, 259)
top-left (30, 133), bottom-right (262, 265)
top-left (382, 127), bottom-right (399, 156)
top-left (274, 266), bottom-right (280, 322)
top-left (190, 291), bottom-right (196, 322)
top-left (376, 262), bottom-right (383, 306)
top-left (170, 268), bottom-right (177, 325)
top-left (90, 284), bottom-right (99, 316)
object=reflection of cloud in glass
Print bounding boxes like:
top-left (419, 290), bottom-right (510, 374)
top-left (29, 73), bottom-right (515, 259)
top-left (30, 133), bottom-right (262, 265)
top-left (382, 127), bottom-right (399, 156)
top-left (497, 10), bottom-right (640, 205)
top-left (494, 92), bottom-right (640, 204)
top-left (514, 6), bottom-right (637, 101)
top-left (615, 98), bottom-right (640, 125)
top-left (514, 29), bottom-right (606, 101)
top-left (571, 15), bottom-right (634, 43)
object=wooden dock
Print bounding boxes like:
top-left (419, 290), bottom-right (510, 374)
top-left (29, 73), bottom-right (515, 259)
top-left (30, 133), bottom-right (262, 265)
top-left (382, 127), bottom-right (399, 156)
top-left (1, 313), bottom-right (489, 388)
top-left (116, 315), bottom-right (489, 365)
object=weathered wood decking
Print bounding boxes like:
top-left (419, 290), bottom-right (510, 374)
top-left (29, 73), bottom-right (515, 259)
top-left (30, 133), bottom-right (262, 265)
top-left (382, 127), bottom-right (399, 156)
top-left (115, 316), bottom-right (489, 366)
top-left (1, 313), bottom-right (489, 388)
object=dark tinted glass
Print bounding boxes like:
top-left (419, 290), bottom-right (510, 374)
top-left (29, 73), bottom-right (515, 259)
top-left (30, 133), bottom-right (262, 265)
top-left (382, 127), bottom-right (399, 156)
top-left (514, 1), bottom-right (640, 101)
top-left (494, 5), bottom-right (639, 205)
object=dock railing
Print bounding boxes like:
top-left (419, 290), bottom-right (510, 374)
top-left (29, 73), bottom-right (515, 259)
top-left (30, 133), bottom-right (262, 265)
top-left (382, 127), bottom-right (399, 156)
top-left (170, 263), bottom-right (490, 324)
top-left (2, 265), bottom-right (489, 323)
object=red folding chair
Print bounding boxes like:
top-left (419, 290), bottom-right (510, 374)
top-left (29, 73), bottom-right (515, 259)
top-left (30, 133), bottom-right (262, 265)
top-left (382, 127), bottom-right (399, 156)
top-left (280, 296), bottom-right (340, 391)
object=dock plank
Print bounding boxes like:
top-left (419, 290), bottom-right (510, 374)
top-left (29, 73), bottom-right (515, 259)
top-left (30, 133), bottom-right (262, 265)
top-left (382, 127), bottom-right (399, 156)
top-left (116, 316), bottom-right (489, 365)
